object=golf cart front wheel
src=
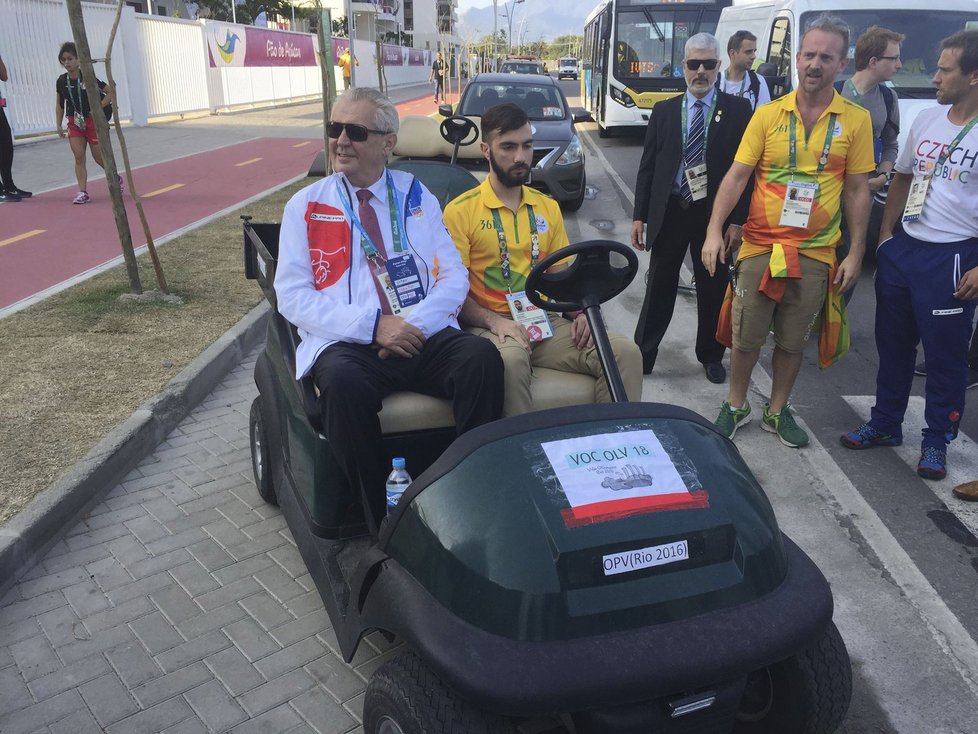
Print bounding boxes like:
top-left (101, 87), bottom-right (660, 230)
top-left (734, 621), bottom-right (852, 734)
top-left (249, 396), bottom-right (277, 506)
top-left (364, 652), bottom-right (515, 734)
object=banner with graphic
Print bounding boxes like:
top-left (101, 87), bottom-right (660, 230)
top-left (205, 22), bottom-right (317, 67)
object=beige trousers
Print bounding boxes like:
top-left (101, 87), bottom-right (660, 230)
top-left (467, 317), bottom-right (644, 417)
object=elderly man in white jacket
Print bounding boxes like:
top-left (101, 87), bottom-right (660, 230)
top-left (275, 88), bottom-right (504, 519)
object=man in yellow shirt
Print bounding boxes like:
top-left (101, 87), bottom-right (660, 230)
top-left (443, 103), bottom-right (643, 416)
top-left (338, 48), bottom-right (358, 89)
top-left (701, 15), bottom-right (875, 448)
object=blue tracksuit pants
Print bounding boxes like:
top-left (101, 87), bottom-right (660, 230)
top-left (870, 230), bottom-right (978, 449)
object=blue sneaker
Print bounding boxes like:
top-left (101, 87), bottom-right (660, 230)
top-left (840, 422), bottom-right (902, 450)
top-left (917, 447), bottom-right (947, 480)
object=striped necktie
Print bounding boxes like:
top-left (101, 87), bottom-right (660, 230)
top-left (680, 100), bottom-right (706, 204)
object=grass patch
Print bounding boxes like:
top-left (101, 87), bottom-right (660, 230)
top-left (0, 178), bottom-right (308, 525)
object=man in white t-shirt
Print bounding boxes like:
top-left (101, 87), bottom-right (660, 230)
top-left (841, 30), bottom-right (978, 485)
top-left (717, 30), bottom-right (771, 112)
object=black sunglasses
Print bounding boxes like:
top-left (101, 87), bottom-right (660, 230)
top-left (327, 122), bottom-right (391, 142)
top-left (685, 59), bottom-right (720, 71)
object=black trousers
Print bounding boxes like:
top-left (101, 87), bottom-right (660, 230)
top-left (634, 195), bottom-right (729, 371)
top-left (0, 106), bottom-right (15, 192)
top-left (313, 327), bottom-right (503, 522)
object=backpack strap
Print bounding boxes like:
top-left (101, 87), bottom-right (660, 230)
top-left (880, 85), bottom-right (899, 137)
top-left (748, 70), bottom-right (761, 107)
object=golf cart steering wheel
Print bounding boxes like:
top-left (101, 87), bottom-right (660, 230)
top-left (525, 240), bottom-right (638, 314)
top-left (439, 115), bottom-right (479, 148)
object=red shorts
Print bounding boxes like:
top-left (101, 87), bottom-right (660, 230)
top-left (67, 115), bottom-right (99, 145)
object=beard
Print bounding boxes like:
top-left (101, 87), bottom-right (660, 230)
top-left (489, 148), bottom-right (531, 187)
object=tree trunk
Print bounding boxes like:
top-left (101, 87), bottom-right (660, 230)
top-left (65, 0), bottom-right (142, 294)
top-left (315, 2), bottom-right (335, 175)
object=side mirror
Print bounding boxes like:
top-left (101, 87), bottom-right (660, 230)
top-left (572, 107), bottom-right (593, 123)
top-left (438, 103), bottom-right (454, 117)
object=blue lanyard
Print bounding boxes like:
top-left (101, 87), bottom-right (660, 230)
top-left (337, 171), bottom-right (406, 260)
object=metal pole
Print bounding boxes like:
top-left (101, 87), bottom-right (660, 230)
top-left (346, 0), bottom-right (355, 87)
top-left (492, 0), bottom-right (497, 71)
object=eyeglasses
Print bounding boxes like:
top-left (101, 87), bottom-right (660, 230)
top-left (685, 59), bottom-right (720, 71)
top-left (327, 122), bottom-right (391, 142)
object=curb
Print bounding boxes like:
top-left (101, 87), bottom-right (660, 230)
top-left (0, 302), bottom-right (271, 595)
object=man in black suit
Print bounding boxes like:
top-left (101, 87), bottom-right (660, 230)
top-left (631, 32), bottom-right (753, 383)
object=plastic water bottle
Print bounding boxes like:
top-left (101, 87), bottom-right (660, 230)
top-left (385, 457), bottom-right (412, 513)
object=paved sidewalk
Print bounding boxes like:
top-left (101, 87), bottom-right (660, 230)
top-left (0, 351), bottom-right (381, 734)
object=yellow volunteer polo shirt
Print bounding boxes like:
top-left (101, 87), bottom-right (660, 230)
top-left (736, 90), bottom-right (875, 253)
top-left (444, 177), bottom-right (568, 316)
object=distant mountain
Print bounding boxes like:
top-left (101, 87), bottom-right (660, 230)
top-left (457, 0), bottom-right (596, 43)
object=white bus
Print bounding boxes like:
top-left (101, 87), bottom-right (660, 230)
top-left (582, 0), bottom-right (733, 137)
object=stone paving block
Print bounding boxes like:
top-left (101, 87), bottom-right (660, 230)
top-left (16, 568), bottom-right (89, 600)
top-left (239, 592), bottom-right (293, 632)
top-left (138, 455), bottom-right (193, 479)
top-left (216, 498), bottom-right (263, 529)
top-left (227, 703), bottom-right (303, 734)
top-left (63, 579), bottom-right (111, 618)
top-left (151, 584), bottom-right (201, 625)
top-left (79, 672), bottom-right (140, 727)
top-left (141, 497), bottom-right (187, 525)
top-left (86, 555), bottom-right (133, 592)
top-left (27, 651), bottom-right (111, 701)
top-left (0, 644), bottom-right (15, 669)
top-left (173, 464), bottom-right (217, 488)
top-left (353, 647), bottom-right (399, 683)
top-left (160, 479), bottom-right (200, 506)
top-left (204, 645), bottom-right (265, 697)
top-left (242, 514), bottom-right (288, 540)
top-left (229, 483), bottom-right (266, 512)
top-left (202, 518), bottom-right (252, 551)
top-left (193, 474), bottom-right (252, 499)
top-left (163, 507), bottom-right (223, 536)
top-left (48, 707), bottom-right (104, 734)
top-left (236, 668), bottom-right (316, 717)
top-left (37, 605), bottom-right (83, 648)
top-left (106, 640), bottom-right (163, 688)
top-left (180, 492), bottom-right (232, 518)
top-left (128, 548), bottom-right (192, 581)
top-left (169, 561), bottom-right (221, 597)
top-left (295, 573), bottom-right (314, 592)
top-left (105, 696), bottom-right (194, 734)
top-left (197, 436), bottom-right (238, 457)
top-left (155, 629), bottom-right (232, 673)
top-left (174, 600), bottom-right (247, 641)
top-left (211, 554), bottom-right (276, 587)
top-left (83, 505), bottom-right (147, 532)
top-left (270, 610), bottom-right (330, 648)
top-left (106, 535), bottom-right (153, 570)
top-left (131, 661), bottom-right (211, 708)
top-left (63, 523), bottom-right (131, 551)
top-left (57, 623), bottom-right (133, 665)
top-left (129, 612), bottom-right (185, 655)
top-left (104, 487), bottom-right (164, 512)
top-left (255, 637), bottom-right (325, 681)
top-left (304, 652), bottom-right (366, 703)
top-left (195, 577), bottom-right (261, 613)
top-left (291, 685), bottom-right (359, 733)
top-left (145, 528), bottom-right (208, 557)
top-left (223, 458), bottom-right (255, 477)
top-left (184, 678), bottom-right (249, 732)
top-left (0, 666), bottom-right (31, 716)
top-left (10, 634), bottom-right (62, 681)
top-left (42, 544), bottom-right (112, 576)
top-left (83, 596), bottom-right (154, 634)
top-left (253, 565), bottom-right (307, 604)
top-left (160, 715), bottom-right (210, 734)
top-left (268, 545), bottom-right (306, 579)
top-left (0, 689), bottom-right (85, 734)
top-left (187, 538), bottom-right (235, 572)
top-left (344, 690), bottom-right (365, 723)
top-left (125, 515), bottom-right (170, 546)
top-left (187, 449), bottom-right (232, 473)
top-left (223, 617), bottom-right (280, 663)
top-left (289, 591), bottom-right (326, 619)
top-left (105, 571), bottom-right (173, 606)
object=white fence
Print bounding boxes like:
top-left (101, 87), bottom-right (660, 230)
top-left (0, 0), bottom-right (431, 138)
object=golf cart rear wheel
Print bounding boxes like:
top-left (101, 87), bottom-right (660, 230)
top-left (734, 621), bottom-right (851, 734)
top-left (249, 396), bottom-right (277, 506)
top-left (364, 652), bottom-right (515, 734)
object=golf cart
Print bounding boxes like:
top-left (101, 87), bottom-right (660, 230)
top-left (242, 115), bottom-right (852, 733)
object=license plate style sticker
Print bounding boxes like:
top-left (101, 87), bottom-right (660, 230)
top-left (602, 539), bottom-right (688, 576)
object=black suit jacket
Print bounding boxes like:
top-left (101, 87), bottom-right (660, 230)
top-left (633, 90), bottom-right (753, 245)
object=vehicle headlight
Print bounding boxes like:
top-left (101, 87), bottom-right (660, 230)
top-left (556, 135), bottom-right (583, 166)
top-left (610, 85), bottom-right (635, 108)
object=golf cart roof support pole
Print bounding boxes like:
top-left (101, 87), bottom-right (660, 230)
top-left (583, 305), bottom-right (628, 403)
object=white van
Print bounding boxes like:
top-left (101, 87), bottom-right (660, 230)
top-left (714, 0), bottom-right (978, 150)
top-left (558, 57), bottom-right (579, 81)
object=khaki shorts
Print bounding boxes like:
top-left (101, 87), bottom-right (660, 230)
top-left (732, 254), bottom-right (829, 353)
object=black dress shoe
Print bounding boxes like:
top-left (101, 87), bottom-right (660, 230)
top-left (704, 362), bottom-right (726, 384)
top-left (0, 191), bottom-right (22, 203)
top-left (7, 188), bottom-right (32, 198)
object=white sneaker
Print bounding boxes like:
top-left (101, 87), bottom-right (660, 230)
top-left (73, 191), bottom-right (90, 205)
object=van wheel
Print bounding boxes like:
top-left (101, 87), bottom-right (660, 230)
top-left (249, 396), bottom-right (277, 506)
top-left (734, 621), bottom-right (851, 734)
top-left (364, 652), bottom-right (515, 734)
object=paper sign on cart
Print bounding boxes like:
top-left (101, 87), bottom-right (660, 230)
top-left (541, 429), bottom-right (709, 528)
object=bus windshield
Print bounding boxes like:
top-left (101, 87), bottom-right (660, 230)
top-left (801, 10), bottom-right (978, 96)
top-left (614, 6), bottom-right (722, 81)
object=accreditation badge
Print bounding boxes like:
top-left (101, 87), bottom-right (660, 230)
top-left (381, 254), bottom-right (424, 316)
top-left (902, 175), bottom-right (930, 223)
top-left (684, 163), bottom-right (708, 201)
top-left (506, 290), bottom-right (553, 342)
top-left (779, 181), bottom-right (817, 229)
top-left (73, 112), bottom-right (86, 131)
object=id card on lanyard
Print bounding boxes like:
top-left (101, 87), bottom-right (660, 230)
top-left (779, 111), bottom-right (836, 229)
top-left (491, 206), bottom-right (553, 342)
top-left (681, 95), bottom-right (717, 202)
top-left (903, 115), bottom-right (978, 224)
top-left (67, 76), bottom-right (86, 130)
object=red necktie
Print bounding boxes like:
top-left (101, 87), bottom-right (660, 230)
top-left (356, 189), bottom-right (393, 315)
